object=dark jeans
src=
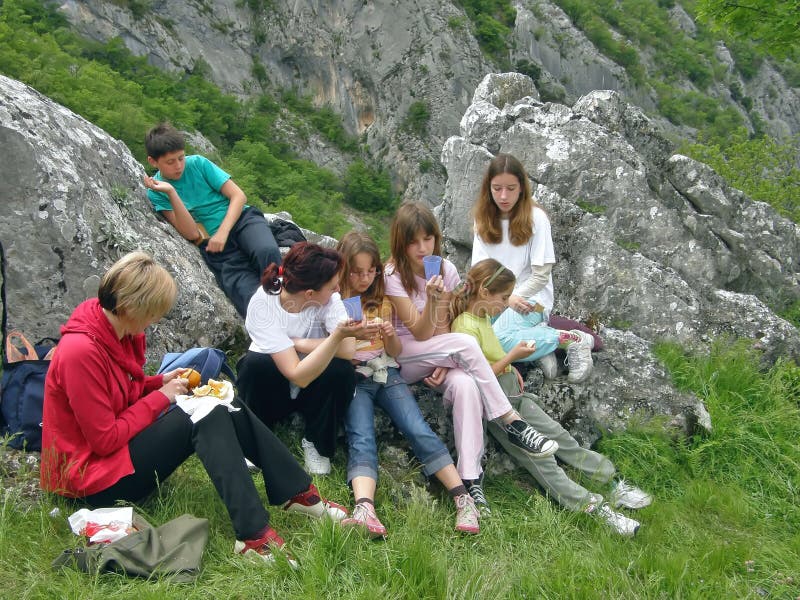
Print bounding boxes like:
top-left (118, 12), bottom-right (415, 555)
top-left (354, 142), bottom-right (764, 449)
top-left (84, 399), bottom-right (311, 541)
top-left (236, 352), bottom-right (355, 458)
top-left (201, 206), bottom-right (281, 318)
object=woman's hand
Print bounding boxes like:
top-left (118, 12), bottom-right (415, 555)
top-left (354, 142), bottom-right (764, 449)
top-left (334, 318), bottom-right (381, 340)
top-left (509, 295), bottom-right (537, 315)
top-left (161, 368), bottom-right (186, 383)
top-left (508, 340), bottom-right (537, 361)
top-left (159, 377), bottom-right (188, 404)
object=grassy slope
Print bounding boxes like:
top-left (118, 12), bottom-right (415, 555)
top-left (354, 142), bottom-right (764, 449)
top-left (1, 341), bottom-right (798, 598)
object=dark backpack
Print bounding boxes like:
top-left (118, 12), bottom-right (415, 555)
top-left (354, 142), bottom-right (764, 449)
top-left (269, 217), bottom-right (307, 247)
top-left (157, 347), bottom-right (235, 384)
top-left (0, 240), bottom-right (57, 450)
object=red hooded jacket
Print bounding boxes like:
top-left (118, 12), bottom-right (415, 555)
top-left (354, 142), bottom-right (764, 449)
top-left (40, 299), bottom-right (170, 497)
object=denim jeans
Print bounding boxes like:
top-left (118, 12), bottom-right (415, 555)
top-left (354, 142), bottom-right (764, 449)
top-left (344, 367), bottom-right (453, 483)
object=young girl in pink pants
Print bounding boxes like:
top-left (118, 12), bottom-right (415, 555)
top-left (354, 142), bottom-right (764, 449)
top-left (384, 202), bottom-right (558, 511)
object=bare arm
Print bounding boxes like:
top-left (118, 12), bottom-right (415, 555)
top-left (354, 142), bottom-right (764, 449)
top-left (143, 177), bottom-right (203, 242)
top-left (490, 342), bottom-right (537, 376)
top-left (272, 325), bottom-right (359, 388)
top-left (387, 275), bottom-right (448, 341)
top-left (206, 179), bottom-right (247, 253)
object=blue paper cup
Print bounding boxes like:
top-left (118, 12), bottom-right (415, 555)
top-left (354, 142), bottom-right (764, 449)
top-left (423, 255), bottom-right (443, 280)
top-left (342, 296), bottom-right (363, 320)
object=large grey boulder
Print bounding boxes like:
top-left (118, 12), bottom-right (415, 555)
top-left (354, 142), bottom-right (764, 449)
top-left (0, 75), bottom-right (242, 362)
top-left (438, 73), bottom-right (800, 444)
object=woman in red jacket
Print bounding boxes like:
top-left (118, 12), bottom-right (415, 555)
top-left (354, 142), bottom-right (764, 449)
top-left (41, 251), bottom-right (346, 565)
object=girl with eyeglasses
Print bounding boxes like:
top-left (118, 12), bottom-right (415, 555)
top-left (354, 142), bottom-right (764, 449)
top-left (336, 231), bottom-right (479, 536)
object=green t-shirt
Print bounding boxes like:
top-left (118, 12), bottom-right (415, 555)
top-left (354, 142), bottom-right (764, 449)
top-left (451, 311), bottom-right (511, 373)
top-left (147, 155), bottom-right (239, 235)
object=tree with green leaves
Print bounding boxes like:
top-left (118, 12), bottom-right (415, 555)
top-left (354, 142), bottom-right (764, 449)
top-left (695, 0), bottom-right (800, 58)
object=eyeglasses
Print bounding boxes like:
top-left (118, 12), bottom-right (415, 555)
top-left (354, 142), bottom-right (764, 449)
top-left (349, 268), bottom-right (380, 279)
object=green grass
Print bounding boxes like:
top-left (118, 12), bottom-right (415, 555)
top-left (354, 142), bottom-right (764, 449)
top-left (2, 339), bottom-right (799, 597)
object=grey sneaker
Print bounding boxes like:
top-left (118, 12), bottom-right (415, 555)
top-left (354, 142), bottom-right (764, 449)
top-left (565, 330), bottom-right (594, 383)
top-left (504, 420), bottom-right (558, 458)
top-left (454, 494), bottom-right (480, 534)
top-left (301, 438), bottom-right (331, 475)
top-left (587, 501), bottom-right (640, 537)
top-left (609, 480), bottom-right (653, 510)
top-left (538, 352), bottom-right (558, 379)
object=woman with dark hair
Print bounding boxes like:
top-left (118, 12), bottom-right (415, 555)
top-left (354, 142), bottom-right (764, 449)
top-left (237, 242), bottom-right (374, 475)
top-left (41, 251), bottom-right (347, 567)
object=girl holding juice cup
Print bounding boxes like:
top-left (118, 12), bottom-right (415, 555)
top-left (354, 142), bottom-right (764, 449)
top-left (384, 202), bottom-right (558, 512)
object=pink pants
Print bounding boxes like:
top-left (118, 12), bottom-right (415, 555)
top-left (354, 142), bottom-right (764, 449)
top-left (396, 332), bottom-right (513, 480)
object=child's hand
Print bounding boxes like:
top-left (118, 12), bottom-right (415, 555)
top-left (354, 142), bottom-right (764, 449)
top-left (425, 275), bottom-right (445, 301)
top-left (206, 230), bottom-right (229, 253)
top-left (143, 175), bottom-right (175, 195)
top-left (423, 366), bottom-right (448, 388)
top-left (509, 340), bottom-right (537, 360)
top-left (379, 320), bottom-right (396, 339)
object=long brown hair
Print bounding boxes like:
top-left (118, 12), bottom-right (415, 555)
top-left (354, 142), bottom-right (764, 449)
top-left (449, 258), bottom-right (516, 322)
top-left (388, 202), bottom-right (443, 296)
top-left (473, 153), bottom-right (538, 246)
top-left (261, 242), bottom-right (342, 295)
top-left (336, 230), bottom-right (384, 312)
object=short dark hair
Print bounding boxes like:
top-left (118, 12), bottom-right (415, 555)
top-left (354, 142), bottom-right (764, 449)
top-left (145, 122), bottom-right (185, 159)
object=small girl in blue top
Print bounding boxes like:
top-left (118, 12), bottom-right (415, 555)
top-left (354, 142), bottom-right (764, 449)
top-left (336, 231), bottom-right (480, 536)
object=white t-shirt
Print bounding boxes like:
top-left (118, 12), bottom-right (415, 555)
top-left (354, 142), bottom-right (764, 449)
top-left (245, 286), bottom-right (348, 354)
top-left (384, 259), bottom-right (461, 338)
top-left (471, 206), bottom-right (556, 310)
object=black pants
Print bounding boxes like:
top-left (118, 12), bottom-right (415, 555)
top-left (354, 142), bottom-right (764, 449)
top-left (84, 400), bottom-right (311, 541)
top-left (201, 206), bottom-right (281, 318)
top-left (236, 352), bottom-right (355, 458)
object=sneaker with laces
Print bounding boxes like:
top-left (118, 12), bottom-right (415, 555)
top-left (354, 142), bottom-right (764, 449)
top-left (538, 352), bottom-right (558, 379)
top-left (503, 420), bottom-right (559, 458)
top-left (283, 483), bottom-right (348, 521)
top-left (301, 437), bottom-right (331, 475)
top-left (341, 502), bottom-right (387, 539)
top-left (463, 478), bottom-right (492, 516)
top-left (586, 501), bottom-right (640, 537)
top-left (454, 493), bottom-right (480, 534)
top-left (565, 330), bottom-right (594, 383)
top-left (234, 525), bottom-right (297, 567)
top-left (609, 480), bottom-right (653, 510)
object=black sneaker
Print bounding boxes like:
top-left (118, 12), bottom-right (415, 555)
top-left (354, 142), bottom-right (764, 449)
top-left (463, 477), bottom-right (492, 516)
top-left (504, 420), bottom-right (558, 458)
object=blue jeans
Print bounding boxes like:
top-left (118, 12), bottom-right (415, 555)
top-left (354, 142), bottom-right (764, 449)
top-left (344, 367), bottom-right (453, 482)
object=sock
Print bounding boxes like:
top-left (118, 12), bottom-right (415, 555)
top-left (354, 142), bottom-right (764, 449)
top-left (448, 484), bottom-right (468, 498)
top-left (355, 497), bottom-right (374, 507)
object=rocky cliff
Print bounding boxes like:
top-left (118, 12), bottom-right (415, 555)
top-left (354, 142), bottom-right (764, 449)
top-left (57, 0), bottom-right (800, 203)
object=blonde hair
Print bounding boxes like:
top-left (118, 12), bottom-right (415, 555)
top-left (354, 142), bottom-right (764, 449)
top-left (336, 230), bottom-right (385, 311)
top-left (449, 258), bottom-right (516, 322)
top-left (389, 202), bottom-right (443, 295)
top-left (98, 251), bottom-right (177, 322)
top-left (473, 153), bottom-right (539, 246)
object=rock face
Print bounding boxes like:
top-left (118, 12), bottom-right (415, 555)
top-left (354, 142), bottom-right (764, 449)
top-left (57, 0), bottom-right (799, 207)
top-left (437, 73), bottom-right (800, 443)
top-left (0, 75), bottom-right (242, 361)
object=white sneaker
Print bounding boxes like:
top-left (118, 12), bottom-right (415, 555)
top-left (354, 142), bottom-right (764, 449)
top-left (587, 501), bottom-right (640, 537)
top-left (609, 480), bottom-right (653, 510)
top-left (538, 352), bottom-right (558, 379)
top-left (565, 329), bottom-right (594, 383)
top-left (301, 438), bottom-right (331, 475)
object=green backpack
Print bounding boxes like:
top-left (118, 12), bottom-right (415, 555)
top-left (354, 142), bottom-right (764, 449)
top-left (53, 513), bottom-right (209, 583)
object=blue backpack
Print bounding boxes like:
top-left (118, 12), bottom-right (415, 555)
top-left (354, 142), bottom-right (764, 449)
top-left (1, 240), bottom-right (57, 450)
top-left (157, 347), bottom-right (235, 385)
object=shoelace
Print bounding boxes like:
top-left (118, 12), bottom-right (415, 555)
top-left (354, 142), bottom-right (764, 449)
top-left (467, 484), bottom-right (488, 507)
top-left (515, 425), bottom-right (547, 451)
top-left (351, 503), bottom-right (372, 522)
top-left (456, 495), bottom-right (479, 521)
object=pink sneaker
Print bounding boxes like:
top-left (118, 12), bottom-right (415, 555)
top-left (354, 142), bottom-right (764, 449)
top-left (341, 502), bottom-right (387, 539)
top-left (234, 525), bottom-right (297, 567)
top-left (454, 493), bottom-right (480, 534)
top-left (283, 483), bottom-right (348, 521)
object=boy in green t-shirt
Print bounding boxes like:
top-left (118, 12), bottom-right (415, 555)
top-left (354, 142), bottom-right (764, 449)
top-left (143, 122), bottom-right (280, 317)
